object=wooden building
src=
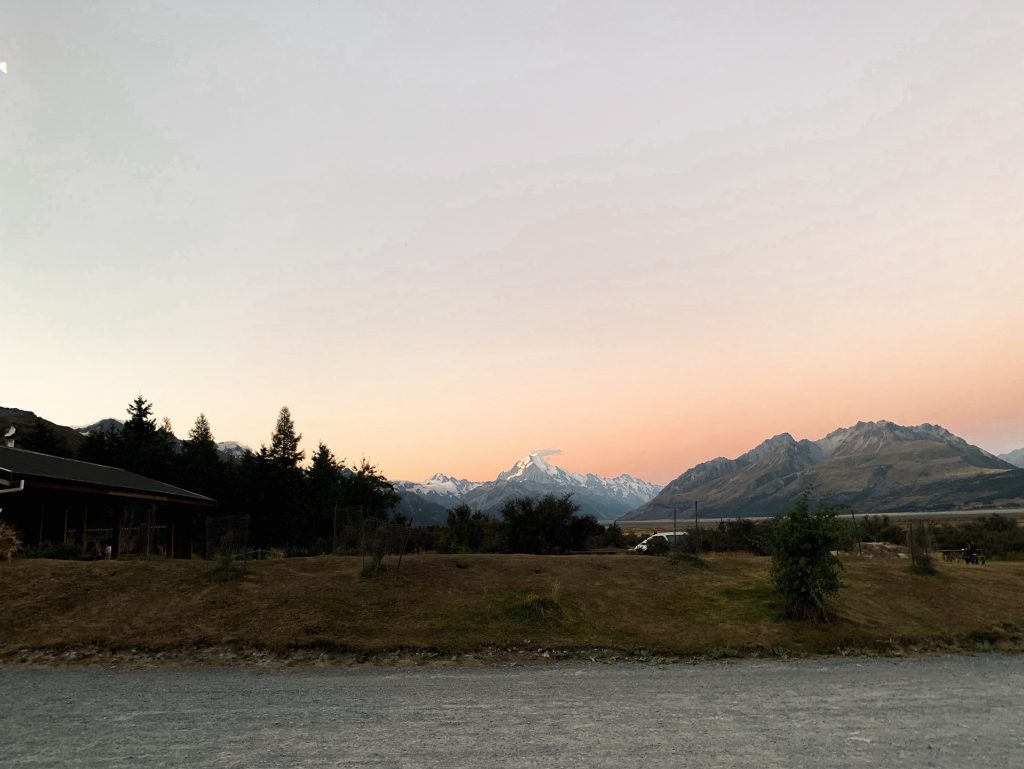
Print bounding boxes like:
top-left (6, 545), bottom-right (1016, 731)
top-left (0, 446), bottom-right (214, 558)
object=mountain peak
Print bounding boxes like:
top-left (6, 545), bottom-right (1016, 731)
top-left (627, 419), bottom-right (1024, 521)
top-left (496, 450), bottom-right (569, 483)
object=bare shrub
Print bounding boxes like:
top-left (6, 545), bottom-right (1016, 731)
top-left (0, 520), bottom-right (22, 560)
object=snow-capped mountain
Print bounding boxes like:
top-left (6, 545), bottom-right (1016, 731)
top-left (392, 473), bottom-right (483, 507)
top-left (216, 441), bottom-right (250, 460)
top-left (395, 451), bottom-right (662, 521)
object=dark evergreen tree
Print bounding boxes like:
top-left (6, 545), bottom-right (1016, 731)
top-left (181, 413), bottom-right (224, 500)
top-left (267, 406), bottom-right (304, 468)
top-left (342, 459), bottom-right (400, 522)
top-left (124, 395), bottom-right (157, 442)
top-left (306, 442), bottom-right (345, 550)
top-left (244, 407), bottom-right (307, 548)
top-left (77, 426), bottom-right (124, 466)
top-left (21, 418), bottom-right (72, 457)
top-left (185, 414), bottom-right (217, 456)
top-left (501, 494), bottom-right (580, 554)
top-left (106, 395), bottom-right (175, 481)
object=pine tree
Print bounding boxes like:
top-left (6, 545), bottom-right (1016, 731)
top-left (182, 413), bottom-right (223, 500)
top-left (122, 395), bottom-right (173, 479)
top-left (307, 443), bottom-right (345, 549)
top-left (186, 413), bottom-right (216, 450)
top-left (267, 406), bottom-right (304, 468)
top-left (124, 395), bottom-right (157, 440)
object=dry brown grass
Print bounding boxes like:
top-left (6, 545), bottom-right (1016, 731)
top-left (2, 552), bottom-right (1023, 660)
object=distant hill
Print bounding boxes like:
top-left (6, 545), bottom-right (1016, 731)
top-left (0, 407), bottom-right (84, 455)
top-left (1000, 448), bottom-right (1024, 469)
top-left (625, 421), bottom-right (1024, 521)
top-left (75, 418), bottom-right (125, 435)
top-left (3, 409), bottom-right (250, 461)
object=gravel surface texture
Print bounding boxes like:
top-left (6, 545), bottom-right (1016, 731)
top-left (2, 655), bottom-right (1023, 768)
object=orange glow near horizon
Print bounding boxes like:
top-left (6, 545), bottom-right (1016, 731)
top-left (4, 3), bottom-right (1023, 486)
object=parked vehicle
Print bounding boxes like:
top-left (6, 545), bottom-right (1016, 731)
top-left (632, 531), bottom-right (688, 553)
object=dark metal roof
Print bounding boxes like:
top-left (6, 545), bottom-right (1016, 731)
top-left (0, 446), bottom-right (214, 504)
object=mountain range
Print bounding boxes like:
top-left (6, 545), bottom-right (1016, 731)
top-left (394, 451), bottom-right (662, 524)
top-left (626, 421), bottom-right (1024, 521)
top-left (5, 407), bottom-right (1023, 523)
top-left (0, 409), bottom-right (249, 460)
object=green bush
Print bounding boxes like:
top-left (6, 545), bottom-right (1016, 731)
top-left (770, 490), bottom-right (844, 621)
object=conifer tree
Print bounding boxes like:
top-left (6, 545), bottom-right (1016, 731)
top-left (185, 413), bottom-right (217, 454)
top-left (182, 413), bottom-right (223, 499)
top-left (307, 442), bottom-right (345, 548)
top-left (124, 395), bottom-right (157, 440)
top-left (267, 406), bottom-right (304, 468)
top-left (122, 395), bottom-right (173, 479)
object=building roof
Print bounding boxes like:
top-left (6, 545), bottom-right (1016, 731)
top-left (0, 446), bottom-right (214, 504)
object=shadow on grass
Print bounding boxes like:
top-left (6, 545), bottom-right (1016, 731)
top-left (669, 552), bottom-right (710, 570)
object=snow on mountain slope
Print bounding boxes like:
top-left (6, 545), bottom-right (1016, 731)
top-left (216, 441), bottom-right (250, 459)
top-left (395, 451), bottom-right (662, 520)
top-left (392, 474), bottom-right (482, 506)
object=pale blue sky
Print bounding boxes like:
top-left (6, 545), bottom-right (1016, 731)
top-left (3, 2), bottom-right (1023, 482)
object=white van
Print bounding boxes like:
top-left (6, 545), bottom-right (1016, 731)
top-left (632, 531), bottom-right (688, 553)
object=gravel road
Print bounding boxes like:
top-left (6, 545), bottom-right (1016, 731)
top-left (3, 655), bottom-right (1023, 768)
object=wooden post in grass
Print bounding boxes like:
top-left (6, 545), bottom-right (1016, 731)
top-left (396, 518), bottom-right (414, 573)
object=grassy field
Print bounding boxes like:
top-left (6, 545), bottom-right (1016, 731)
top-left (2, 552), bottom-right (1023, 664)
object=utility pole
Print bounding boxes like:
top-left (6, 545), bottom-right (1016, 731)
top-left (850, 508), bottom-right (862, 557)
top-left (694, 500), bottom-right (700, 552)
top-left (673, 507), bottom-right (677, 551)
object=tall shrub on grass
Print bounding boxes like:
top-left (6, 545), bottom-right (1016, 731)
top-left (501, 494), bottom-right (580, 554)
top-left (770, 490), bottom-right (844, 621)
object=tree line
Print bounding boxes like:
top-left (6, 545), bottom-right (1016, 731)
top-left (16, 396), bottom-right (609, 555)
top-left (20, 396), bottom-right (398, 553)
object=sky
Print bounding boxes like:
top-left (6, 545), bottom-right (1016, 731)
top-left (2, 1), bottom-right (1023, 485)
